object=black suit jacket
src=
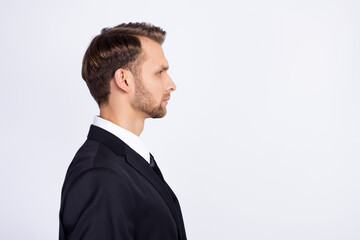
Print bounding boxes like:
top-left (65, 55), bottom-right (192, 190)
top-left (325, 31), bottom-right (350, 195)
top-left (59, 125), bottom-right (187, 240)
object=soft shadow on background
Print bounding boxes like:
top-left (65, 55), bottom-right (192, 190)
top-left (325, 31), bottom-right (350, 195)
top-left (0, 0), bottom-right (359, 239)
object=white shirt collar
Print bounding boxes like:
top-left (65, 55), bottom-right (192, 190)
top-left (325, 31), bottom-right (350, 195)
top-left (92, 116), bottom-right (150, 163)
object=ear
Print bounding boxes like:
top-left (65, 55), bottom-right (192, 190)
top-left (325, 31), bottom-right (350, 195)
top-left (113, 68), bottom-right (133, 93)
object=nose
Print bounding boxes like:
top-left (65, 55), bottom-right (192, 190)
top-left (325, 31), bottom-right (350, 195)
top-left (167, 74), bottom-right (177, 92)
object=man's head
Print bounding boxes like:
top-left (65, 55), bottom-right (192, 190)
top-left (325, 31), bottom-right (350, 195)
top-left (82, 22), bottom-right (176, 119)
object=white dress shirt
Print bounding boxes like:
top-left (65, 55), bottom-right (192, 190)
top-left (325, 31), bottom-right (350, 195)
top-left (92, 116), bottom-right (150, 163)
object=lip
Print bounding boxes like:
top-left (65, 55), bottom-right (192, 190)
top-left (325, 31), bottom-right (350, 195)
top-left (163, 97), bottom-right (170, 104)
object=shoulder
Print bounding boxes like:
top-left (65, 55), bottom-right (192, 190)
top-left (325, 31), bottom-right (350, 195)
top-left (61, 139), bottom-right (131, 198)
top-left (68, 138), bottom-right (126, 175)
top-left (60, 166), bottom-right (136, 235)
top-left (60, 139), bottom-right (136, 227)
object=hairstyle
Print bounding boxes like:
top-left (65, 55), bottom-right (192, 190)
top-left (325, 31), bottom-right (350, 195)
top-left (81, 22), bottom-right (166, 106)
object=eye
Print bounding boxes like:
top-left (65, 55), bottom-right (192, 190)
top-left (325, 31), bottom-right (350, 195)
top-left (157, 70), bottom-right (164, 74)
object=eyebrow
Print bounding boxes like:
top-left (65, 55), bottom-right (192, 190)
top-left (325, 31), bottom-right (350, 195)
top-left (159, 65), bottom-right (169, 71)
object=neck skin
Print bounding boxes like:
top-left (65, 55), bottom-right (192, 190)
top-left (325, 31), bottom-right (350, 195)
top-left (99, 81), bottom-right (147, 137)
top-left (100, 104), bottom-right (146, 136)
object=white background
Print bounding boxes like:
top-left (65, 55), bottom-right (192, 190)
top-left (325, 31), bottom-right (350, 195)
top-left (1, 0), bottom-right (359, 239)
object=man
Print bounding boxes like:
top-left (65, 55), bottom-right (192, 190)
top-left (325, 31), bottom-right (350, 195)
top-left (59, 22), bottom-right (187, 240)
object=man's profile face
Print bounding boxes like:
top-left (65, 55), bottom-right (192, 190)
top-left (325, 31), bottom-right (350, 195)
top-left (131, 37), bottom-right (176, 119)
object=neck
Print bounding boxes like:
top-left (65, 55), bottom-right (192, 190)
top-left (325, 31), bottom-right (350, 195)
top-left (99, 104), bottom-right (146, 136)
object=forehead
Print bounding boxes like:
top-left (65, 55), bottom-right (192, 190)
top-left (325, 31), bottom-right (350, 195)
top-left (139, 37), bottom-right (168, 68)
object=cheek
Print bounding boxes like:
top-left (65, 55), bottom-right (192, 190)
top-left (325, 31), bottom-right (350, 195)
top-left (154, 86), bottom-right (165, 101)
top-left (142, 79), bottom-right (163, 101)
top-left (150, 78), bottom-right (165, 97)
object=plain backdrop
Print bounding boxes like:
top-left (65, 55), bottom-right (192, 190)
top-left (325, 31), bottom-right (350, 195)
top-left (1, 0), bottom-right (359, 239)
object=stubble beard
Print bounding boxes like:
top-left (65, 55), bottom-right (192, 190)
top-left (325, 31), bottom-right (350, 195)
top-left (132, 75), bottom-right (167, 119)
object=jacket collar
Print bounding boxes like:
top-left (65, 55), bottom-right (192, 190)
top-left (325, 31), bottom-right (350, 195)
top-left (87, 124), bottom-right (126, 156)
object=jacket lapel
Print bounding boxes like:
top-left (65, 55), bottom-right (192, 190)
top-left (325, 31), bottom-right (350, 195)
top-left (87, 125), bottom-right (183, 238)
top-left (124, 148), bottom-right (183, 237)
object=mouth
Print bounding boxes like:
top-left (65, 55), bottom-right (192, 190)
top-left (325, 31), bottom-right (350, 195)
top-left (163, 97), bottom-right (170, 104)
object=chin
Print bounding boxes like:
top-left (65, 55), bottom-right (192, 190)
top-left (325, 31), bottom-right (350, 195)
top-left (150, 107), bottom-right (167, 119)
top-left (151, 112), bottom-right (167, 119)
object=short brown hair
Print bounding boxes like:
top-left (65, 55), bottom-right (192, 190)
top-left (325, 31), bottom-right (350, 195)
top-left (81, 22), bottom-right (166, 106)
